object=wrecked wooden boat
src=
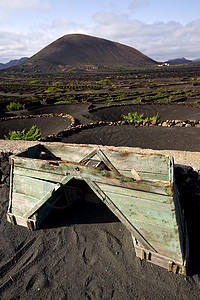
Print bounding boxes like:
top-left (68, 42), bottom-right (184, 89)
top-left (7, 143), bottom-right (189, 275)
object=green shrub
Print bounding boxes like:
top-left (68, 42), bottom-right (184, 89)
top-left (53, 82), bottom-right (62, 86)
top-left (148, 114), bottom-right (159, 121)
top-left (123, 112), bottom-right (144, 121)
top-left (44, 86), bottom-right (64, 93)
top-left (4, 125), bottom-right (41, 140)
top-left (171, 90), bottom-right (184, 95)
top-left (132, 98), bottom-right (141, 103)
top-left (54, 100), bottom-right (71, 105)
top-left (123, 112), bottom-right (159, 122)
top-left (97, 79), bottom-right (111, 84)
top-left (6, 101), bottom-right (23, 111)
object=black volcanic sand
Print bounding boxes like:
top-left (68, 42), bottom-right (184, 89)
top-left (0, 103), bottom-right (200, 151)
top-left (88, 104), bottom-right (200, 122)
top-left (62, 125), bottom-right (200, 152)
top-left (21, 102), bottom-right (200, 123)
top-left (1, 103), bottom-right (200, 299)
top-left (0, 116), bottom-right (71, 139)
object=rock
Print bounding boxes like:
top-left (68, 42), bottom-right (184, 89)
top-left (170, 120), bottom-right (175, 126)
top-left (151, 120), bottom-right (157, 125)
top-left (88, 104), bottom-right (96, 110)
top-left (175, 123), bottom-right (183, 127)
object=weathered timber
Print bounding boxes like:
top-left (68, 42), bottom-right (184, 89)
top-left (7, 143), bottom-right (189, 275)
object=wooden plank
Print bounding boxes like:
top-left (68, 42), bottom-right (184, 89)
top-left (128, 218), bottom-right (182, 257)
top-left (13, 162), bottom-right (173, 199)
top-left (43, 145), bottom-right (171, 181)
top-left (44, 144), bottom-right (93, 162)
top-left (50, 145), bottom-right (172, 181)
top-left (103, 191), bottom-right (175, 228)
top-left (120, 169), bottom-right (169, 181)
top-left (16, 145), bottom-right (172, 180)
top-left (43, 144), bottom-right (170, 173)
top-left (23, 183), bottom-right (60, 218)
top-left (96, 149), bottom-right (120, 173)
top-left (8, 163), bottom-right (14, 212)
top-left (131, 168), bottom-right (142, 180)
top-left (84, 177), bottom-right (156, 252)
top-left (12, 158), bottom-right (173, 196)
top-left (12, 192), bottom-right (39, 204)
top-left (94, 177), bottom-right (173, 196)
top-left (94, 182), bottom-right (183, 261)
top-left (79, 148), bottom-right (98, 164)
top-left (137, 242), bottom-right (183, 263)
top-left (102, 149), bottom-right (171, 177)
top-left (79, 149), bottom-right (120, 173)
top-left (13, 174), bottom-right (58, 200)
top-left (133, 242), bottom-right (184, 271)
top-left (14, 166), bottom-right (66, 183)
top-left (96, 182), bottom-right (172, 203)
top-left (171, 188), bottom-right (186, 251)
top-left (10, 192), bottom-right (38, 216)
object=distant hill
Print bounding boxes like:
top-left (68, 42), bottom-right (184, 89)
top-left (14, 34), bottom-right (157, 73)
top-left (0, 63), bottom-right (4, 70)
top-left (193, 58), bottom-right (200, 62)
top-left (165, 57), bottom-right (192, 64)
top-left (0, 57), bottom-right (28, 70)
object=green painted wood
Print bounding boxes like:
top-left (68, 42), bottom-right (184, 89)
top-left (120, 169), bottom-right (169, 181)
top-left (14, 166), bottom-right (67, 183)
top-left (44, 144), bottom-right (170, 172)
top-left (34, 145), bottom-right (172, 181)
top-left (44, 144), bottom-right (93, 162)
top-left (8, 144), bottom-right (187, 270)
top-left (102, 150), bottom-right (172, 179)
top-left (12, 158), bottom-right (173, 196)
top-left (13, 174), bottom-right (57, 200)
top-left (93, 182), bottom-right (182, 261)
top-left (84, 177), bottom-right (156, 252)
top-left (9, 193), bottom-right (34, 216)
top-left (96, 182), bottom-right (172, 204)
top-left (23, 183), bottom-right (60, 218)
top-left (13, 192), bottom-right (39, 205)
top-left (130, 219), bottom-right (183, 261)
top-left (102, 191), bottom-right (175, 228)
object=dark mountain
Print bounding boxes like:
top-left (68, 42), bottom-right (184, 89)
top-left (193, 58), bottom-right (200, 62)
top-left (165, 57), bottom-right (192, 64)
top-left (18, 34), bottom-right (157, 72)
top-left (0, 57), bottom-right (28, 70)
top-left (0, 62), bottom-right (4, 70)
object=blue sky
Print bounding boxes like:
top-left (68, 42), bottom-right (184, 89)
top-left (0, 0), bottom-right (200, 63)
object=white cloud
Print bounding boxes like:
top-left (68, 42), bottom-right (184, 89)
top-left (0, 0), bottom-right (50, 11)
top-left (88, 12), bottom-right (200, 61)
top-left (49, 18), bottom-right (87, 34)
top-left (0, 29), bottom-right (52, 62)
top-left (0, 10), bottom-right (200, 63)
top-left (129, 0), bottom-right (150, 10)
